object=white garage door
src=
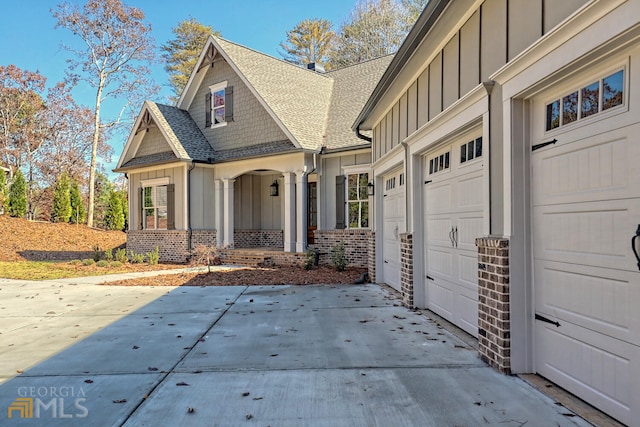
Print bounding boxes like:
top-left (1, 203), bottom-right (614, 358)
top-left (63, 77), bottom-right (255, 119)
top-left (531, 67), bottom-right (640, 425)
top-left (382, 170), bottom-right (405, 291)
top-left (423, 133), bottom-right (485, 337)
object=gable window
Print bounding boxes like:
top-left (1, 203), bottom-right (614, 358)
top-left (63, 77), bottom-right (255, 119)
top-left (348, 173), bottom-right (369, 228)
top-left (545, 69), bottom-right (624, 131)
top-left (206, 82), bottom-right (234, 128)
top-left (139, 178), bottom-right (174, 230)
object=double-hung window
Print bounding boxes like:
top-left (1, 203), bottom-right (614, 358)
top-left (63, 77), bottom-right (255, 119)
top-left (206, 81), bottom-right (234, 128)
top-left (140, 178), bottom-right (174, 230)
top-left (347, 172), bottom-right (369, 228)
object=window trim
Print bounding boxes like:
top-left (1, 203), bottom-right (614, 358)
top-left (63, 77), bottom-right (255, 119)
top-left (140, 178), bottom-right (170, 230)
top-left (209, 81), bottom-right (228, 129)
top-left (342, 165), bottom-right (371, 229)
top-left (543, 63), bottom-right (628, 135)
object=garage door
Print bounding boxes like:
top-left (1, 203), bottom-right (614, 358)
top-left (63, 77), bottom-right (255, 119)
top-left (531, 67), bottom-right (640, 425)
top-left (423, 133), bottom-right (485, 337)
top-left (382, 170), bottom-right (405, 291)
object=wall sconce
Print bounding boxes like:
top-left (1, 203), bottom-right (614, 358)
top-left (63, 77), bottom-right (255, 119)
top-left (367, 181), bottom-right (374, 196)
top-left (270, 180), bottom-right (279, 197)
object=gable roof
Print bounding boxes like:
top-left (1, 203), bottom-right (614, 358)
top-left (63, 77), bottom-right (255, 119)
top-left (115, 101), bottom-right (213, 171)
top-left (117, 36), bottom-right (392, 171)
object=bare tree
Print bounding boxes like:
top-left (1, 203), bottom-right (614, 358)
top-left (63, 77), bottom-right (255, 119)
top-left (53, 0), bottom-right (158, 227)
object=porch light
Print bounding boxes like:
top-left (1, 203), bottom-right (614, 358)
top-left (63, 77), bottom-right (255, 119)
top-left (270, 180), bottom-right (279, 197)
top-left (367, 181), bottom-right (374, 196)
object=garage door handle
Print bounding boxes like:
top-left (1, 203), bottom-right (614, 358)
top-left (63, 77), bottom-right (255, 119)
top-left (535, 313), bottom-right (560, 327)
top-left (532, 138), bottom-right (557, 152)
top-left (453, 226), bottom-right (458, 248)
top-left (632, 224), bottom-right (640, 271)
top-left (384, 260), bottom-right (389, 264)
top-left (449, 228), bottom-right (455, 247)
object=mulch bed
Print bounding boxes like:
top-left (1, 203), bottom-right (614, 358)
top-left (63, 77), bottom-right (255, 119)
top-left (105, 266), bottom-right (368, 287)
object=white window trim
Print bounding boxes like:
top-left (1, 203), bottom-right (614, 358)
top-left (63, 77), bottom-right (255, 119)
top-left (209, 81), bottom-right (228, 129)
top-left (342, 165), bottom-right (371, 229)
top-left (140, 177), bottom-right (170, 187)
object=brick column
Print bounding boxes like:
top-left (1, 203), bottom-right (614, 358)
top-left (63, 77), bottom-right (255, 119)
top-left (400, 233), bottom-right (414, 308)
top-left (368, 231), bottom-right (376, 283)
top-left (476, 237), bottom-right (511, 373)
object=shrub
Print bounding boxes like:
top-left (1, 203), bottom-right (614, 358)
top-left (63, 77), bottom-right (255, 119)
top-left (82, 259), bottom-right (95, 266)
top-left (146, 246), bottom-right (160, 266)
top-left (96, 260), bottom-right (109, 267)
top-left (69, 180), bottom-right (86, 224)
top-left (303, 248), bottom-right (317, 270)
top-left (69, 259), bottom-right (82, 265)
top-left (330, 242), bottom-right (348, 272)
top-left (104, 248), bottom-right (113, 262)
top-left (191, 245), bottom-right (220, 272)
top-left (129, 250), bottom-right (145, 264)
top-left (115, 248), bottom-right (128, 263)
top-left (51, 172), bottom-right (72, 223)
top-left (110, 261), bottom-right (123, 268)
top-left (8, 169), bottom-right (27, 218)
top-left (92, 245), bottom-right (102, 262)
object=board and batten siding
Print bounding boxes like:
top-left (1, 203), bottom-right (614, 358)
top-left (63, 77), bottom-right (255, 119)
top-left (129, 166), bottom-right (186, 230)
top-left (188, 60), bottom-right (289, 152)
top-left (233, 173), bottom-right (283, 230)
top-left (321, 152), bottom-right (371, 231)
top-left (372, 0), bottom-right (589, 161)
top-left (189, 167), bottom-right (216, 230)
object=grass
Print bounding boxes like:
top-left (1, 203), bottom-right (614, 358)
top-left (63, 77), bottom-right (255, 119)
top-left (0, 261), bottom-right (168, 281)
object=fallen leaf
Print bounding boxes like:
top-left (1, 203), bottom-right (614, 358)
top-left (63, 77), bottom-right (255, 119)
top-left (176, 382), bottom-right (189, 386)
top-left (84, 379), bottom-right (93, 384)
top-left (113, 399), bottom-right (127, 404)
top-left (242, 392), bottom-right (250, 397)
top-left (252, 397), bottom-right (263, 401)
top-left (187, 407), bottom-right (195, 413)
top-left (148, 367), bottom-right (158, 371)
top-left (132, 345), bottom-right (139, 350)
top-left (246, 414), bottom-right (253, 420)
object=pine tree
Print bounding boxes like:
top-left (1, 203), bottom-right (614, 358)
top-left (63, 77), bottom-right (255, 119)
top-left (0, 169), bottom-right (8, 214)
top-left (8, 169), bottom-right (27, 218)
top-left (104, 190), bottom-right (125, 230)
top-left (69, 180), bottom-right (86, 224)
top-left (51, 172), bottom-right (72, 223)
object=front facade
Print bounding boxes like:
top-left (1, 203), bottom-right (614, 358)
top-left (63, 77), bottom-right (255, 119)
top-left (356, 0), bottom-right (640, 425)
top-left (116, 37), bottom-right (391, 264)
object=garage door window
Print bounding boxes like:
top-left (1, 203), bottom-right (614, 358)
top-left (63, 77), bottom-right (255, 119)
top-left (546, 69), bottom-right (624, 131)
top-left (428, 151), bottom-right (450, 175)
top-left (461, 137), bottom-right (482, 164)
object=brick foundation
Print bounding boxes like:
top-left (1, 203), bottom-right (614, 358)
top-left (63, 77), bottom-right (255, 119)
top-left (400, 233), bottom-right (414, 307)
top-left (127, 230), bottom-right (217, 263)
top-left (368, 231), bottom-right (376, 282)
top-left (234, 230), bottom-right (283, 248)
top-left (476, 237), bottom-right (511, 374)
top-left (312, 229), bottom-right (371, 268)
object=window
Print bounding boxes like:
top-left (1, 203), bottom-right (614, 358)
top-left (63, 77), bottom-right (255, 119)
top-left (461, 137), bottom-right (482, 164)
top-left (428, 151), bottom-right (450, 175)
top-left (347, 173), bottom-right (369, 228)
top-left (546, 69), bottom-right (624, 131)
top-left (143, 185), bottom-right (168, 230)
top-left (206, 82), bottom-right (233, 128)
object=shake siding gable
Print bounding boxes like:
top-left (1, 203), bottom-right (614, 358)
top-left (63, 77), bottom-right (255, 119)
top-left (136, 127), bottom-right (174, 157)
top-left (188, 61), bottom-right (288, 152)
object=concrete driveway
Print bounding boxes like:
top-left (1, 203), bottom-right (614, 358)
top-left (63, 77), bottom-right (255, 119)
top-left (0, 274), bottom-right (590, 426)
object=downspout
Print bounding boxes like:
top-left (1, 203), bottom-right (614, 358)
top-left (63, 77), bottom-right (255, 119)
top-left (483, 81), bottom-right (495, 235)
top-left (400, 142), bottom-right (410, 230)
top-left (187, 161), bottom-right (196, 255)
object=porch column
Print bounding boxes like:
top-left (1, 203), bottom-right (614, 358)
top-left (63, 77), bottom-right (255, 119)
top-left (295, 171), bottom-right (308, 252)
top-left (283, 172), bottom-right (296, 252)
top-left (214, 179), bottom-right (224, 248)
top-left (223, 178), bottom-right (235, 249)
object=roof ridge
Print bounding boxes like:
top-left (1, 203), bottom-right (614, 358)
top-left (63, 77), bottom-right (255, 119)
top-left (214, 36), bottom-right (333, 80)
top-left (325, 53), bottom-right (396, 74)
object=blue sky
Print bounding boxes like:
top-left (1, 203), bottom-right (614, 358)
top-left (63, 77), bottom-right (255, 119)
top-left (0, 0), bottom-right (358, 176)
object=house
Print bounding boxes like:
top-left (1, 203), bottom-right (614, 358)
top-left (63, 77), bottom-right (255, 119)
top-left (355, 0), bottom-right (640, 425)
top-left (115, 36), bottom-right (391, 266)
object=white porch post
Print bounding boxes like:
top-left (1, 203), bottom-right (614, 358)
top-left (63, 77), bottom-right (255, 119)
top-left (223, 178), bottom-right (235, 248)
top-left (295, 171), bottom-right (308, 252)
top-left (283, 172), bottom-right (296, 252)
top-left (214, 179), bottom-right (224, 248)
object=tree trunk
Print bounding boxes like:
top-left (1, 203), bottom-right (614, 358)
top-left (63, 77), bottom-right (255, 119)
top-left (87, 82), bottom-right (103, 228)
